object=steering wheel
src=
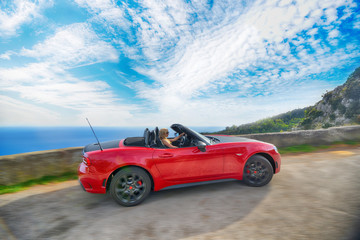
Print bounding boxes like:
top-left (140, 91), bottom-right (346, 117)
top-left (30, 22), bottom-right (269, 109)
top-left (178, 134), bottom-right (187, 147)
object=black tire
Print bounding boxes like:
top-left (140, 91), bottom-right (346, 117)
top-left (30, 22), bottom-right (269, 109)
top-left (110, 167), bottom-right (151, 207)
top-left (243, 155), bottom-right (273, 187)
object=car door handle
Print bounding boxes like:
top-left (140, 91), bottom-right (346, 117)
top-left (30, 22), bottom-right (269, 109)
top-left (159, 153), bottom-right (174, 158)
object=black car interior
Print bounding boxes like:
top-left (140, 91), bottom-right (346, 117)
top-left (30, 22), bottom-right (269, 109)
top-left (124, 124), bottom-right (207, 149)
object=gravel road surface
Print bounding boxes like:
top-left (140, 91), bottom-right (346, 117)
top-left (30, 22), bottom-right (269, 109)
top-left (1, 147), bottom-right (360, 240)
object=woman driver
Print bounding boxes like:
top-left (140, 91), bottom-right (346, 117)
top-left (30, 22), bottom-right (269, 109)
top-left (159, 128), bottom-right (185, 148)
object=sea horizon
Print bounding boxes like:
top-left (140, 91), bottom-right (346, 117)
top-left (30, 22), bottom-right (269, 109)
top-left (0, 126), bottom-right (224, 156)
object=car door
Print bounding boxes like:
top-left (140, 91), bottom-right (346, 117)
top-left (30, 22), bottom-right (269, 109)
top-left (152, 145), bottom-right (224, 181)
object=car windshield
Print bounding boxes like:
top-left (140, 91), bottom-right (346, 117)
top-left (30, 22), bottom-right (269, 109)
top-left (186, 127), bottom-right (212, 145)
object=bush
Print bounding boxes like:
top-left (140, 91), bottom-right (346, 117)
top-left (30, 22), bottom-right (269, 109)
top-left (322, 122), bottom-right (333, 129)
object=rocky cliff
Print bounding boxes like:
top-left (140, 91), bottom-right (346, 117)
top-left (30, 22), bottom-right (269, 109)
top-left (299, 67), bottom-right (360, 129)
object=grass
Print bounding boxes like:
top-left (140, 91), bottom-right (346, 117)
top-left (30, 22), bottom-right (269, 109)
top-left (279, 144), bottom-right (328, 154)
top-left (0, 172), bottom-right (77, 195)
top-left (278, 140), bottom-right (360, 154)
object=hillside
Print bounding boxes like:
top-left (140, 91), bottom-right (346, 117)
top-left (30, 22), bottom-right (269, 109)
top-left (216, 67), bottom-right (360, 134)
top-left (299, 67), bottom-right (360, 129)
top-left (217, 108), bottom-right (306, 135)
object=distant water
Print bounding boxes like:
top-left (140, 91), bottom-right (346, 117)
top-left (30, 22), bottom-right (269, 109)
top-left (0, 126), bottom-right (223, 156)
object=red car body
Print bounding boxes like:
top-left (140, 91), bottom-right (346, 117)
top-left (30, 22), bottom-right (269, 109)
top-left (78, 124), bottom-right (281, 206)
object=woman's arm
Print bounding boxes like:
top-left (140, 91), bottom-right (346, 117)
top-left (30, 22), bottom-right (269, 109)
top-left (169, 132), bottom-right (185, 142)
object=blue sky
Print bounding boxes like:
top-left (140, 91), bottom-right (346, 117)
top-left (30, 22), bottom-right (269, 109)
top-left (0, 0), bottom-right (359, 127)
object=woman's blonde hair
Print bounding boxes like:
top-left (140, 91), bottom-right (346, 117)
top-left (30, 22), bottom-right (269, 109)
top-left (159, 128), bottom-right (169, 139)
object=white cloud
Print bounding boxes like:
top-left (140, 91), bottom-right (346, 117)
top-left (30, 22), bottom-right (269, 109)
top-left (75, 0), bottom-right (116, 11)
top-left (353, 14), bottom-right (360, 29)
top-left (129, 78), bottom-right (335, 127)
top-left (119, 0), bottom-right (359, 126)
top-left (133, 3), bottom-right (337, 84)
top-left (0, 62), bottom-right (136, 126)
top-left (74, 0), bottom-right (130, 30)
top-left (0, 17), bottom-right (134, 126)
top-left (20, 23), bottom-right (118, 67)
top-left (0, 51), bottom-right (14, 60)
top-left (0, 0), bottom-right (53, 37)
top-left (2, 0), bottom-right (359, 127)
top-left (0, 95), bottom-right (60, 126)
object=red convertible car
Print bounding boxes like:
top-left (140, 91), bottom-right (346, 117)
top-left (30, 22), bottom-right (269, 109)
top-left (78, 124), bottom-right (281, 206)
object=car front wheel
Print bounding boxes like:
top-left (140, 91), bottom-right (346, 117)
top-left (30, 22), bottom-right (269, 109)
top-left (110, 167), bottom-right (151, 207)
top-left (243, 155), bottom-right (273, 187)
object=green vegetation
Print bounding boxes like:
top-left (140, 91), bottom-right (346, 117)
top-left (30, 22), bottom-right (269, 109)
top-left (217, 108), bottom-right (306, 134)
top-left (279, 144), bottom-right (329, 154)
top-left (0, 172), bottom-right (77, 195)
top-left (278, 140), bottom-right (360, 154)
top-left (299, 107), bottom-right (323, 129)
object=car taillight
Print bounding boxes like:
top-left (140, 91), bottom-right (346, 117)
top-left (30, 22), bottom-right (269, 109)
top-left (83, 156), bottom-right (91, 166)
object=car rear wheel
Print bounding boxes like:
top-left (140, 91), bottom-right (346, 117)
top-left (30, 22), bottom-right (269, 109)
top-left (243, 155), bottom-right (273, 187)
top-left (110, 167), bottom-right (151, 207)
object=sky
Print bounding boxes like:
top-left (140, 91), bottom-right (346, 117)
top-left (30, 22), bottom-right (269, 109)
top-left (0, 0), bottom-right (359, 127)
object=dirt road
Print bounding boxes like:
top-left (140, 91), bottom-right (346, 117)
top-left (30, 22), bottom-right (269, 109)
top-left (1, 147), bottom-right (360, 240)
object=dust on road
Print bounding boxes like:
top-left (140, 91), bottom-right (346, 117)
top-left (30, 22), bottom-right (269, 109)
top-left (1, 147), bottom-right (360, 240)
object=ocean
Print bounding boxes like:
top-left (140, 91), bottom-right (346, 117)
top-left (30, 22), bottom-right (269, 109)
top-left (0, 126), bottom-right (224, 156)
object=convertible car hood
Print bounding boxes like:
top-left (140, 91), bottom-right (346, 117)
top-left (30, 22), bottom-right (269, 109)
top-left (207, 135), bottom-right (261, 143)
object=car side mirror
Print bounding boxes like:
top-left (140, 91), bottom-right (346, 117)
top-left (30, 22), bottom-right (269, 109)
top-left (197, 141), bottom-right (206, 152)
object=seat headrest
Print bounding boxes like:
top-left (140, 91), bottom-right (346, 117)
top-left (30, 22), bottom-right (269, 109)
top-left (143, 128), bottom-right (150, 147)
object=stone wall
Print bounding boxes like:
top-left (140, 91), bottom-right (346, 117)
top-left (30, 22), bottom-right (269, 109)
top-left (0, 147), bottom-right (82, 186)
top-left (239, 125), bottom-right (360, 147)
top-left (1, 125), bottom-right (360, 186)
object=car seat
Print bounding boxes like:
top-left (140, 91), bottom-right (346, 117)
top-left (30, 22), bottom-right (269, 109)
top-left (143, 128), bottom-right (150, 147)
top-left (155, 127), bottom-right (166, 148)
top-left (149, 130), bottom-right (157, 148)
